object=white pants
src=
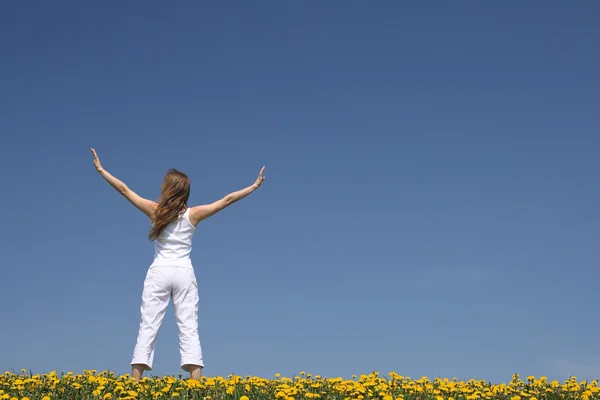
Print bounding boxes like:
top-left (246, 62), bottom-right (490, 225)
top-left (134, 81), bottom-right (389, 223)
top-left (131, 266), bottom-right (204, 371)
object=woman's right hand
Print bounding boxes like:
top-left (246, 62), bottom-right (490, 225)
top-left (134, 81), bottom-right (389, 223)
top-left (189, 166), bottom-right (267, 225)
top-left (253, 166), bottom-right (266, 188)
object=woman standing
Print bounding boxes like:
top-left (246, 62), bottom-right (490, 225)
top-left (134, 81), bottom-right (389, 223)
top-left (91, 148), bottom-right (266, 381)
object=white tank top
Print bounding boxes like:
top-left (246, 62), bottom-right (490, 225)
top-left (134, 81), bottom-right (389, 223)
top-left (150, 207), bottom-right (196, 269)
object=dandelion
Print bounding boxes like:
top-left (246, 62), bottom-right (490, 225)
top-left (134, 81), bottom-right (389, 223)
top-left (0, 370), bottom-right (598, 400)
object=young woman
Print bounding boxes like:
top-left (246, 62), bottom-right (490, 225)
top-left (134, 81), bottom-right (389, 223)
top-left (91, 148), bottom-right (266, 381)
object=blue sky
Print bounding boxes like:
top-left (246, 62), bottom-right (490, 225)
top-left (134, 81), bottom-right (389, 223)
top-left (2, 1), bottom-right (600, 383)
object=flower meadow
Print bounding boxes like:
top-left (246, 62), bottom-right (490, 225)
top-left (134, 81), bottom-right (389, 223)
top-left (1, 370), bottom-right (599, 400)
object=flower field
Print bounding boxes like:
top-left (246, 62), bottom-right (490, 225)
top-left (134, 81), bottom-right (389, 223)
top-left (1, 370), bottom-right (598, 400)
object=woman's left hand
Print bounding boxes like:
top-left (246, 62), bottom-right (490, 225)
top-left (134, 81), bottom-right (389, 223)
top-left (91, 148), bottom-right (104, 172)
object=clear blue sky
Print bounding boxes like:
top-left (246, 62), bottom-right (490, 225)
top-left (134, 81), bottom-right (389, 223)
top-left (2, 1), bottom-right (599, 383)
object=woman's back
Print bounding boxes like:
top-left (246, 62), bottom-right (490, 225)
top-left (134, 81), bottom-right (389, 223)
top-left (151, 207), bottom-right (196, 269)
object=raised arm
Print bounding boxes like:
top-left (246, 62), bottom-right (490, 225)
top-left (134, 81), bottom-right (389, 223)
top-left (189, 166), bottom-right (266, 226)
top-left (91, 148), bottom-right (157, 218)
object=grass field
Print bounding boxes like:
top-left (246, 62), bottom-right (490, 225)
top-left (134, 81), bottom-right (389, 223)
top-left (1, 370), bottom-right (598, 400)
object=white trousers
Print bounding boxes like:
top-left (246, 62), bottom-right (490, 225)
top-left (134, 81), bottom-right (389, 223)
top-left (131, 266), bottom-right (204, 371)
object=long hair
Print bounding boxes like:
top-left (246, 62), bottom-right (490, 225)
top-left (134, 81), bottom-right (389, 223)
top-left (149, 168), bottom-right (191, 241)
